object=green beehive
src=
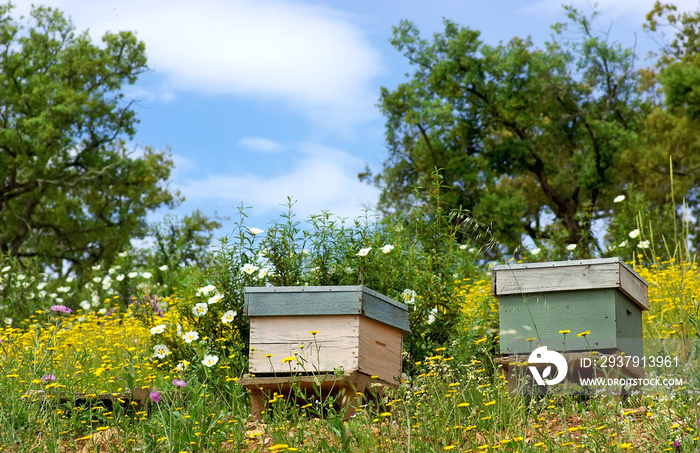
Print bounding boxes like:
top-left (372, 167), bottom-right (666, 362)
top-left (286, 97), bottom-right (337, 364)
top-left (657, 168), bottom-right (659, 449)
top-left (492, 258), bottom-right (648, 357)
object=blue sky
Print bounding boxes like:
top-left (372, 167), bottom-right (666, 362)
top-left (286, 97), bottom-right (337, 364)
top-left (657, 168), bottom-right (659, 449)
top-left (12, 0), bottom-right (700, 239)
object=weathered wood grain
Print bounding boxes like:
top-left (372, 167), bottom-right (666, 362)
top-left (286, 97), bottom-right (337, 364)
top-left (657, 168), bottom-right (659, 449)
top-left (244, 285), bottom-right (410, 332)
top-left (618, 264), bottom-right (649, 310)
top-left (246, 286), bottom-right (407, 383)
top-left (492, 258), bottom-right (648, 310)
top-left (249, 315), bottom-right (360, 374)
top-left (240, 371), bottom-right (393, 421)
top-left (357, 316), bottom-right (403, 383)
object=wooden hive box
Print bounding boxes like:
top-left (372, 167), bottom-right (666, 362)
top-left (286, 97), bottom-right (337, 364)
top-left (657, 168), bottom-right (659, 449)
top-left (244, 285), bottom-right (411, 384)
top-left (491, 258), bottom-right (648, 357)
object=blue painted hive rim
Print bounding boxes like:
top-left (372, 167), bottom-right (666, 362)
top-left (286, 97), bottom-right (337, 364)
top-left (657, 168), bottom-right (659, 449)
top-left (243, 285), bottom-right (411, 333)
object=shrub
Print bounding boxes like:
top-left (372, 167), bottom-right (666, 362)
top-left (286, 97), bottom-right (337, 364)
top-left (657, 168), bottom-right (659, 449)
top-left (136, 172), bottom-right (491, 379)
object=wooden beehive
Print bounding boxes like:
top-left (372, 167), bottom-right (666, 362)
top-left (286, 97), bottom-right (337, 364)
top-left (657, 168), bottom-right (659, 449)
top-left (244, 286), bottom-right (410, 384)
top-left (492, 258), bottom-right (648, 357)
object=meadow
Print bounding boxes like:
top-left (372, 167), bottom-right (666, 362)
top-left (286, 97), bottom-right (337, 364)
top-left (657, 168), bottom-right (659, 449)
top-left (0, 202), bottom-right (699, 452)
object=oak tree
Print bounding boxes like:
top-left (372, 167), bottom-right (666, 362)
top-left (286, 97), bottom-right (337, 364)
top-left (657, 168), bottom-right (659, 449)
top-left (0, 4), bottom-right (179, 275)
top-left (372, 8), bottom-right (660, 257)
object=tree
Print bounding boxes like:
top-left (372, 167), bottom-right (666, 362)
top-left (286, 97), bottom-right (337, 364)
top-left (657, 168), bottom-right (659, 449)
top-left (371, 8), bottom-right (656, 257)
top-left (638, 2), bottom-right (700, 253)
top-left (141, 210), bottom-right (222, 278)
top-left (0, 4), bottom-right (179, 275)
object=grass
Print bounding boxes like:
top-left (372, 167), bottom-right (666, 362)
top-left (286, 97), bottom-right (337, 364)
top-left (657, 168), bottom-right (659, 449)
top-left (0, 260), bottom-right (698, 452)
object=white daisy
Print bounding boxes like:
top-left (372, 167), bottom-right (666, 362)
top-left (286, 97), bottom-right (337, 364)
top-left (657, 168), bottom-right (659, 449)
top-left (196, 284), bottom-right (216, 296)
top-left (182, 331), bottom-right (200, 343)
top-left (150, 324), bottom-right (166, 335)
top-left (208, 293), bottom-right (224, 305)
top-left (192, 303), bottom-right (208, 317)
top-left (152, 344), bottom-right (169, 359)
top-left (356, 247), bottom-right (371, 257)
top-left (202, 354), bottom-right (219, 367)
top-left (241, 263), bottom-right (259, 275)
top-left (221, 310), bottom-right (237, 323)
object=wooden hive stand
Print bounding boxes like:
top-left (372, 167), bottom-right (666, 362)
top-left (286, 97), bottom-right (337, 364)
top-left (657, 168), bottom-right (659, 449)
top-left (240, 370), bottom-right (392, 420)
top-left (22, 387), bottom-right (152, 412)
top-left (494, 350), bottom-right (646, 395)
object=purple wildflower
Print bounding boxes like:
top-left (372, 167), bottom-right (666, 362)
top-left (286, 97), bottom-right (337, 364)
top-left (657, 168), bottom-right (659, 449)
top-left (151, 296), bottom-right (164, 317)
top-left (149, 391), bottom-right (161, 403)
top-left (673, 440), bottom-right (680, 452)
top-left (172, 379), bottom-right (187, 388)
top-left (49, 305), bottom-right (72, 314)
top-left (41, 374), bottom-right (56, 383)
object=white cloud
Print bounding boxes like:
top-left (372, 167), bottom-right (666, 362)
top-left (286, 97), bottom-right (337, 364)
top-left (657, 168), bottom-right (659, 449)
top-left (239, 137), bottom-right (284, 154)
top-left (175, 143), bottom-right (378, 221)
top-left (122, 85), bottom-right (175, 104)
top-left (11, 0), bottom-right (383, 129)
top-left (170, 153), bottom-right (199, 182)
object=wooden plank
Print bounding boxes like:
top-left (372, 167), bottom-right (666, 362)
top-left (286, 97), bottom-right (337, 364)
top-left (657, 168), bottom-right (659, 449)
top-left (357, 316), bottom-right (403, 383)
top-left (250, 342), bottom-right (359, 374)
top-left (246, 285), bottom-right (366, 294)
top-left (240, 371), bottom-right (394, 421)
top-left (361, 290), bottom-right (410, 333)
top-left (361, 286), bottom-right (411, 311)
top-left (241, 370), bottom-right (378, 386)
top-left (241, 374), bottom-right (358, 421)
top-left (244, 286), bottom-right (410, 332)
top-left (249, 315), bottom-right (360, 374)
top-left (22, 387), bottom-right (151, 410)
top-left (497, 350), bottom-right (645, 395)
top-left (245, 288), bottom-right (363, 317)
top-left (492, 258), bottom-right (648, 310)
top-left (618, 265), bottom-right (649, 310)
top-left (494, 257), bottom-right (624, 270)
top-left (493, 260), bottom-right (621, 294)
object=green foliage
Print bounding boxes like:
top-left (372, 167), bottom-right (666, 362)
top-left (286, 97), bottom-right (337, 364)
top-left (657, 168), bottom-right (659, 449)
top-left (373, 9), bottom-right (645, 258)
top-left (603, 190), bottom-right (674, 263)
top-left (137, 173), bottom-right (490, 377)
top-left (639, 4), bottom-right (700, 251)
top-left (130, 206), bottom-right (262, 381)
top-left (0, 4), bottom-right (178, 277)
top-left (0, 255), bottom-right (47, 322)
top-left (645, 1), bottom-right (700, 61)
top-left (371, 4), bottom-right (700, 258)
top-left (135, 210), bottom-right (222, 288)
top-left (1, 197), bottom-right (699, 451)
top-left (0, 245), bottom-right (175, 325)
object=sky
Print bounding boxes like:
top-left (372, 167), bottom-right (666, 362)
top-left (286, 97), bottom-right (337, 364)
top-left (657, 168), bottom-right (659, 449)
top-left (10, 0), bottom-right (700, 241)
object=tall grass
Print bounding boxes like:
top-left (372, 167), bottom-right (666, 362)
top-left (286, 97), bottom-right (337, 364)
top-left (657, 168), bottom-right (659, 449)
top-left (0, 255), bottom-right (697, 451)
top-left (0, 180), bottom-right (698, 451)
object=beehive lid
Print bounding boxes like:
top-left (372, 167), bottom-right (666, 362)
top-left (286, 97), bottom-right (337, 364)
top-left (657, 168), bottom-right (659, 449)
top-left (244, 285), bottom-right (411, 332)
top-left (491, 257), bottom-right (648, 310)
